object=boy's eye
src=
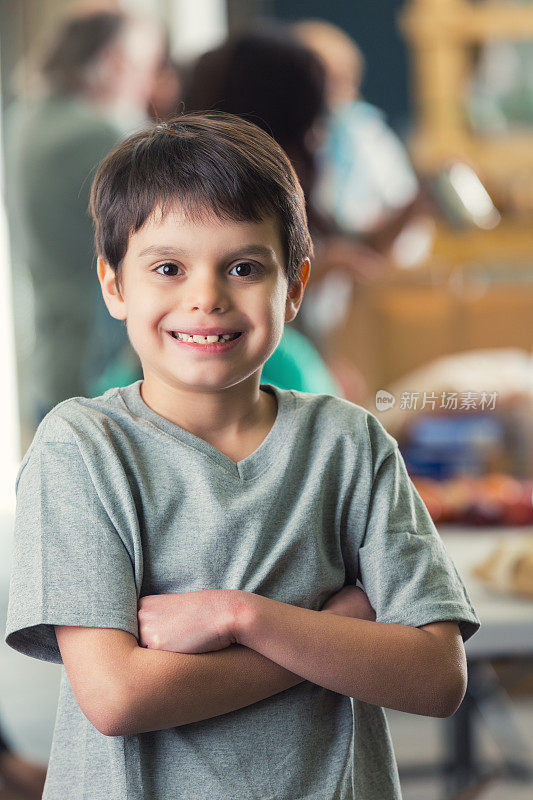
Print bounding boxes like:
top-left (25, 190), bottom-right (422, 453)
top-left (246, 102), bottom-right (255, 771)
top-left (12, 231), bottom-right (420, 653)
top-left (153, 262), bottom-right (261, 278)
top-left (154, 262), bottom-right (181, 277)
top-left (229, 262), bottom-right (261, 279)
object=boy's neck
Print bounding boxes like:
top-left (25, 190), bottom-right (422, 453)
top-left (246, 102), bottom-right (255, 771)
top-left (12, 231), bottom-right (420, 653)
top-left (139, 374), bottom-right (276, 447)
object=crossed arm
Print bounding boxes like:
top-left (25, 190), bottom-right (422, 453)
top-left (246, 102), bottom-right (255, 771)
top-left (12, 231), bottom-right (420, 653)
top-left (56, 587), bottom-right (467, 737)
top-left (56, 625), bottom-right (305, 736)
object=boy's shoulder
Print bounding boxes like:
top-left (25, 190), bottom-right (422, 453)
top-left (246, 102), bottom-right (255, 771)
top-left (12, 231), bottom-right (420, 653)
top-left (285, 387), bottom-right (398, 459)
top-left (34, 386), bottom-right (126, 443)
top-left (16, 386), bottom-right (134, 491)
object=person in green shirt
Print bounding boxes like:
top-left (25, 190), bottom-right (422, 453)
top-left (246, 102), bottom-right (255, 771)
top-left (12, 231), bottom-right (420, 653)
top-left (4, 10), bottom-right (165, 440)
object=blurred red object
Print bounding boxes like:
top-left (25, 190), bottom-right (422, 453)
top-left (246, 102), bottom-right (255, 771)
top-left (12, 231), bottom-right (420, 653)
top-left (412, 473), bottom-right (533, 526)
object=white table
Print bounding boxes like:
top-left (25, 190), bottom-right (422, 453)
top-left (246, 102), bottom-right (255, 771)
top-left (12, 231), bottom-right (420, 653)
top-left (440, 526), bottom-right (533, 659)
top-left (399, 526), bottom-right (533, 797)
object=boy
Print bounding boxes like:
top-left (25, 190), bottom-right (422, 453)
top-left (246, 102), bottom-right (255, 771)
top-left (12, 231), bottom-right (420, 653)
top-left (5, 113), bottom-right (480, 800)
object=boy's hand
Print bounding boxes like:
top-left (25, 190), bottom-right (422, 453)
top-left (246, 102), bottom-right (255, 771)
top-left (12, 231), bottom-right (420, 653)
top-left (137, 590), bottom-right (238, 653)
top-left (136, 586), bottom-right (376, 654)
top-left (320, 586), bottom-right (376, 622)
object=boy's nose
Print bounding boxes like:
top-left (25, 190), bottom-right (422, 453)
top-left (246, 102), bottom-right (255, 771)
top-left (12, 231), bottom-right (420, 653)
top-left (184, 275), bottom-right (228, 313)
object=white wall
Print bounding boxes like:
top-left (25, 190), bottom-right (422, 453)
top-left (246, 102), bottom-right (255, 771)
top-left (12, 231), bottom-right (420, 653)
top-left (0, 65), bottom-right (22, 515)
top-left (123, 0), bottom-right (228, 61)
top-left (166, 0), bottom-right (227, 61)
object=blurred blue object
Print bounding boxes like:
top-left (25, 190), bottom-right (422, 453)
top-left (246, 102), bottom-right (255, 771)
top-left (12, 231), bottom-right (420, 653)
top-left (401, 413), bottom-right (506, 480)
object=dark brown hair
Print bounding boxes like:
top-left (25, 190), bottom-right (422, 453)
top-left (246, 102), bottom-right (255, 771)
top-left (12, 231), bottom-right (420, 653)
top-left (89, 111), bottom-right (313, 291)
top-left (183, 24), bottom-right (326, 204)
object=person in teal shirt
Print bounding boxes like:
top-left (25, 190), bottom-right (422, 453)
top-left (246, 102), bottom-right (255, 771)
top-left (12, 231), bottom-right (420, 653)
top-left (261, 325), bottom-right (342, 394)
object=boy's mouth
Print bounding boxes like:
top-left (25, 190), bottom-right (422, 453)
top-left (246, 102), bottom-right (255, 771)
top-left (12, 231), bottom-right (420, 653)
top-left (169, 330), bottom-right (243, 344)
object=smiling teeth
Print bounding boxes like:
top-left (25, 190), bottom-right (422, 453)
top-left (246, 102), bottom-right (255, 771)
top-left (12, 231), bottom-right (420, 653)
top-left (173, 332), bottom-right (238, 343)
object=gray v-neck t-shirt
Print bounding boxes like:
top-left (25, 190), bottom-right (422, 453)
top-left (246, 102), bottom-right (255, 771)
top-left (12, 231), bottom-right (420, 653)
top-left (5, 380), bottom-right (480, 799)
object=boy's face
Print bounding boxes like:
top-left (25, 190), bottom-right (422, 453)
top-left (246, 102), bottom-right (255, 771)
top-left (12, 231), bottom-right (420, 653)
top-left (97, 203), bottom-right (310, 401)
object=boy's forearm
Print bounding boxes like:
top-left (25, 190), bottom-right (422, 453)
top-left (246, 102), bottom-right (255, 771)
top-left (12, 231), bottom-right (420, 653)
top-left (114, 640), bottom-right (304, 735)
top-left (235, 595), bottom-right (465, 718)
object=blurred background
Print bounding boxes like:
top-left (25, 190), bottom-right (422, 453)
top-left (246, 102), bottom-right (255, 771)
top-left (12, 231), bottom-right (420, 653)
top-left (1, 1), bottom-right (533, 798)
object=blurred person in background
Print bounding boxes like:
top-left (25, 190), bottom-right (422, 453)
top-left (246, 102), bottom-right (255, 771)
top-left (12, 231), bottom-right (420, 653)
top-left (3, 9), bottom-right (165, 443)
top-left (291, 19), bottom-right (436, 365)
top-left (292, 19), bottom-right (427, 256)
top-left (184, 23), bottom-right (392, 402)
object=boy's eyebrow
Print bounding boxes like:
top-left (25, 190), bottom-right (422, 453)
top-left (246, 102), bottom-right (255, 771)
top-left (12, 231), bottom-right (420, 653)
top-left (137, 244), bottom-right (278, 261)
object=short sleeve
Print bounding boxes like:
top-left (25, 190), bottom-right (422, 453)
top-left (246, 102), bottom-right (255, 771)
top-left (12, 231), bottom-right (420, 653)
top-left (358, 444), bottom-right (481, 644)
top-left (5, 429), bottom-right (140, 664)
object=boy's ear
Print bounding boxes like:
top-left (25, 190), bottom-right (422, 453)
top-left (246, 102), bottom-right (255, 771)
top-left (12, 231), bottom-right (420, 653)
top-left (96, 257), bottom-right (127, 321)
top-left (285, 258), bottom-right (311, 324)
